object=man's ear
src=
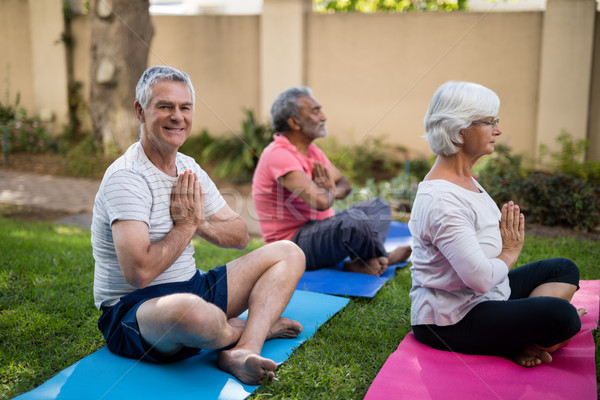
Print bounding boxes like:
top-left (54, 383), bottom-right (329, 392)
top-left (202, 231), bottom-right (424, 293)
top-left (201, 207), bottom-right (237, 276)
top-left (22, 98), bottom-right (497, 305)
top-left (134, 101), bottom-right (145, 123)
top-left (287, 116), bottom-right (300, 130)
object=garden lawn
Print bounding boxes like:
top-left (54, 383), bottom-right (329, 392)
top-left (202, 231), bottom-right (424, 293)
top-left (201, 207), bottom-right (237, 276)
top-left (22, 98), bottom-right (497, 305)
top-left (1, 217), bottom-right (598, 400)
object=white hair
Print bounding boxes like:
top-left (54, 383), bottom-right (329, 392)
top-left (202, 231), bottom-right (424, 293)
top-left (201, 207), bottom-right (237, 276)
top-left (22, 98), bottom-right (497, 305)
top-left (424, 81), bottom-right (500, 156)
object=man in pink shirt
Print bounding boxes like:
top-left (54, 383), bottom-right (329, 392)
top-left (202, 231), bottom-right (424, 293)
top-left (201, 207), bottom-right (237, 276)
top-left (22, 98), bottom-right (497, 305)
top-left (252, 86), bottom-right (411, 276)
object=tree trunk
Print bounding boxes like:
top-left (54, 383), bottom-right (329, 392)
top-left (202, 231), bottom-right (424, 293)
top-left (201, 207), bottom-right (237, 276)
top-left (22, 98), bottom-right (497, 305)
top-left (89, 0), bottom-right (154, 153)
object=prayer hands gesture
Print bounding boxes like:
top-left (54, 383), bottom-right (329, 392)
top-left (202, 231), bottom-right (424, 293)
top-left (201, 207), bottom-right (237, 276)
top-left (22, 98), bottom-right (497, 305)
top-left (171, 169), bottom-right (204, 230)
top-left (312, 161), bottom-right (335, 194)
top-left (499, 200), bottom-right (525, 269)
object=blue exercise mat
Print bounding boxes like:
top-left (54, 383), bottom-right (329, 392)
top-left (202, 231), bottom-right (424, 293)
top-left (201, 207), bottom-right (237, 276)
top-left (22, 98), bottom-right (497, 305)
top-left (15, 290), bottom-right (349, 400)
top-left (296, 221), bottom-right (412, 298)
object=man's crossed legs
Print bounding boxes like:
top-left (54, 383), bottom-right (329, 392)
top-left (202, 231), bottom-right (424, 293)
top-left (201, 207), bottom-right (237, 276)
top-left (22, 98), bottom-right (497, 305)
top-left (111, 241), bottom-right (304, 385)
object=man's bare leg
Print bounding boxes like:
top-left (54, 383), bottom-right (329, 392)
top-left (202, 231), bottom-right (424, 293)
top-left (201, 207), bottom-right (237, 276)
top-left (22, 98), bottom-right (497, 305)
top-left (136, 241), bottom-right (304, 384)
top-left (344, 256), bottom-right (388, 276)
top-left (218, 240), bottom-right (305, 384)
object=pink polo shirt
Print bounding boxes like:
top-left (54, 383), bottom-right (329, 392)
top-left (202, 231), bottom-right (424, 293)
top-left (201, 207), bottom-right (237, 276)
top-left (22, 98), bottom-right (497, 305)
top-left (252, 134), bottom-right (335, 243)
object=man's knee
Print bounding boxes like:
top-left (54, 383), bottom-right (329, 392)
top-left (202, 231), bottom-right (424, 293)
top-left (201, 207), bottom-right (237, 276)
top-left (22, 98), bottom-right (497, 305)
top-left (140, 293), bottom-right (225, 336)
top-left (266, 240), bottom-right (306, 274)
top-left (348, 197), bottom-right (391, 221)
top-left (338, 216), bottom-right (371, 239)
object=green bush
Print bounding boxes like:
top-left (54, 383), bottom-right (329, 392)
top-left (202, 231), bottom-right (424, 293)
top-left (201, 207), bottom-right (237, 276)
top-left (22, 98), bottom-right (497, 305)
top-left (538, 131), bottom-right (600, 186)
top-left (179, 129), bottom-right (215, 161)
top-left (322, 136), bottom-right (409, 184)
top-left (0, 95), bottom-right (53, 154)
top-left (474, 136), bottom-right (600, 231)
top-left (335, 174), bottom-right (419, 220)
top-left (198, 109), bottom-right (273, 182)
top-left (61, 135), bottom-right (115, 178)
top-left (512, 173), bottom-right (600, 232)
top-left (314, 0), bottom-right (468, 13)
top-left (474, 143), bottom-right (529, 204)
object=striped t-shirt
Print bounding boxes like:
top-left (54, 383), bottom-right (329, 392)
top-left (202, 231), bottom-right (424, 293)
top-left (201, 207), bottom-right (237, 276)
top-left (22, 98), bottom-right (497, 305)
top-left (91, 141), bottom-right (226, 309)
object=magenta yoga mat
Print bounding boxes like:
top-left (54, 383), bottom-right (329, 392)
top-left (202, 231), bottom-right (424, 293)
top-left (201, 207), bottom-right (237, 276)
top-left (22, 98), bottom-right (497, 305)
top-left (365, 280), bottom-right (600, 400)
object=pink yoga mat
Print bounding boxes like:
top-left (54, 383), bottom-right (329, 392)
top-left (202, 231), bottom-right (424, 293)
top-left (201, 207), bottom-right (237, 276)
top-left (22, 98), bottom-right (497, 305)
top-left (365, 280), bottom-right (600, 400)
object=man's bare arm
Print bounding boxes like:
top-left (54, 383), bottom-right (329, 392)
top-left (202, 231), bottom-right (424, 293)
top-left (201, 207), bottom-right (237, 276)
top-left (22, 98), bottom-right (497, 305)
top-left (327, 164), bottom-right (352, 199)
top-left (113, 220), bottom-right (195, 289)
top-left (278, 169), bottom-right (334, 211)
top-left (196, 204), bottom-right (249, 249)
top-left (113, 170), bottom-right (200, 289)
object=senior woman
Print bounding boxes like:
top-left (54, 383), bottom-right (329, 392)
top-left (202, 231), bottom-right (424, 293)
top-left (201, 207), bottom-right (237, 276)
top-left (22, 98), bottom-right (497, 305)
top-left (408, 81), bottom-right (584, 367)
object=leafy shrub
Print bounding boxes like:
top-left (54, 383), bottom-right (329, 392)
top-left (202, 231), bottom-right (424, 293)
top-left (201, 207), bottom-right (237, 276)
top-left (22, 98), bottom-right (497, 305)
top-left (474, 136), bottom-right (600, 231)
top-left (538, 131), bottom-right (600, 186)
top-left (322, 136), bottom-right (410, 184)
top-left (41, 135), bottom-right (115, 179)
top-left (314, 0), bottom-right (468, 13)
top-left (179, 129), bottom-right (215, 162)
top-left (336, 174), bottom-right (419, 221)
top-left (474, 143), bottom-right (529, 205)
top-left (199, 109), bottom-right (273, 182)
top-left (0, 95), bottom-right (53, 154)
top-left (512, 173), bottom-right (600, 232)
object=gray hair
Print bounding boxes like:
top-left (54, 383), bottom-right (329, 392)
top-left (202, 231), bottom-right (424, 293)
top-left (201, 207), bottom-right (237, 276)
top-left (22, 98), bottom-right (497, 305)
top-left (424, 81), bottom-right (500, 156)
top-left (270, 86), bottom-right (313, 132)
top-left (135, 65), bottom-right (195, 138)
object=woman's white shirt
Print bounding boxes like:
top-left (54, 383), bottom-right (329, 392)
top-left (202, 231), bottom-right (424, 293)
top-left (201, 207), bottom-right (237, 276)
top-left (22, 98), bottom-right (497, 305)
top-left (408, 178), bottom-right (510, 326)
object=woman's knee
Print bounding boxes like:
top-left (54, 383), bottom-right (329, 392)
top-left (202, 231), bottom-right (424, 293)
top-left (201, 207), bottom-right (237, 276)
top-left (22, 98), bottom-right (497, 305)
top-left (538, 298), bottom-right (581, 346)
top-left (555, 257), bottom-right (579, 282)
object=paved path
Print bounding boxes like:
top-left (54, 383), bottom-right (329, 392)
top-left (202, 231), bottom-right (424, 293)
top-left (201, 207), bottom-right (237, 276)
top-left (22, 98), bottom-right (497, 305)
top-left (0, 170), bottom-right (261, 237)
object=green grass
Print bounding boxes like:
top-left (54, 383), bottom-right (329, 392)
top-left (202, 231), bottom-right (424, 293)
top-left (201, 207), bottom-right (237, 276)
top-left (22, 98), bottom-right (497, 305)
top-left (1, 218), bottom-right (598, 399)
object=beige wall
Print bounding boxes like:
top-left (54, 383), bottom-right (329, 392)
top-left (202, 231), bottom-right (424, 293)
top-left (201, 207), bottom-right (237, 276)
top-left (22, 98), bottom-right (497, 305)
top-left (588, 11), bottom-right (600, 161)
top-left (70, 14), bottom-right (259, 137)
top-left (0, 0), bottom-right (35, 114)
top-left (536, 0), bottom-right (596, 159)
top-left (1, 0), bottom-right (598, 162)
top-left (306, 12), bottom-right (542, 158)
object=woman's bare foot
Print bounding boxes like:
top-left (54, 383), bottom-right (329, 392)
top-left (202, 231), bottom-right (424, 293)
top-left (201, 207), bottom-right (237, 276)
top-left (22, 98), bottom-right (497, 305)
top-left (514, 345), bottom-right (553, 367)
top-left (344, 256), bottom-right (388, 276)
top-left (388, 245), bottom-right (412, 265)
top-left (267, 316), bottom-right (303, 339)
top-left (217, 348), bottom-right (278, 385)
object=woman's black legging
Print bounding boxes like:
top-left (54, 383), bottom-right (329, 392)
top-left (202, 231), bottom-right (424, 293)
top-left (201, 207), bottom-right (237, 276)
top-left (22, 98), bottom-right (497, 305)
top-left (412, 258), bottom-right (581, 357)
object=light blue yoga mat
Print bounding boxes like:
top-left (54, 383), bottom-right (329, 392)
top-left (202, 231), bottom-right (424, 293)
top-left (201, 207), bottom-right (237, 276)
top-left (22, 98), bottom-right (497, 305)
top-left (15, 290), bottom-right (349, 400)
top-left (296, 221), bottom-right (412, 298)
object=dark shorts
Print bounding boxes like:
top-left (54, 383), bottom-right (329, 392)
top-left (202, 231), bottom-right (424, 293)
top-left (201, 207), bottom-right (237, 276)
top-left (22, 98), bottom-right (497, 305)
top-left (292, 197), bottom-right (392, 270)
top-left (98, 266), bottom-right (228, 363)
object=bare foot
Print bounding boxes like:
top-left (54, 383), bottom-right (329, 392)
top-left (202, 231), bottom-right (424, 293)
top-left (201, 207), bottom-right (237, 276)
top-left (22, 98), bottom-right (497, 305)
top-left (218, 348), bottom-right (278, 385)
top-left (267, 316), bottom-right (303, 340)
top-left (514, 345), bottom-right (552, 367)
top-left (344, 256), bottom-right (388, 276)
top-left (388, 245), bottom-right (412, 265)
